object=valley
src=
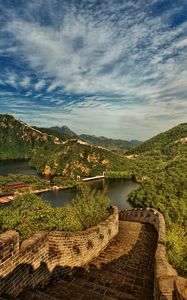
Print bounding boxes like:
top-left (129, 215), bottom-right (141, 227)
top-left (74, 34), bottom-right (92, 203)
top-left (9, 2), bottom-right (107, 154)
top-left (0, 113), bottom-right (186, 276)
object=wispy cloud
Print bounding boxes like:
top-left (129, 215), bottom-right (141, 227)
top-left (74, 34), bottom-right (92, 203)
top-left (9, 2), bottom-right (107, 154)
top-left (34, 79), bottom-right (46, 91)
top-left (0, 0), bottom-right (187, 139)
top-left (20, 76), bottom-right (30, 89)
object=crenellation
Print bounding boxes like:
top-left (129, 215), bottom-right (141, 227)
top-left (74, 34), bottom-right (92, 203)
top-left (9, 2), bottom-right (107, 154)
top-left (1, 207), bottom-right (186, 299)
top-left (119, 208), bottom-right (187, 300)
top-left (0, 206), bottom-right (118, 297)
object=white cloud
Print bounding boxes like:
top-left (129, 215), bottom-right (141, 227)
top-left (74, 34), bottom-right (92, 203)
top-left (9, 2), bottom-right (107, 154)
top-left (1, 0), bottom-right (187, 139)
top-left (20, 76), bottom-right (30, 88)
top-left (25, 91), bottom-right (32, 97)
top-left (5, 73), bottom-right (17, 88)
top-left (34, 79), bottom-right (46, 91)
top-left (47, 81), bottom-right (62, 92)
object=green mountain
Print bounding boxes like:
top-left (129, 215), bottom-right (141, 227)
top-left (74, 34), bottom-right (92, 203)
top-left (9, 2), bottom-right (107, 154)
top-left (129, 123), bottom-right (187, 154)
top-left (122, 123), bottom-right (187, 276)
top-left (0, 114), bottom-right (129, 177)
top-left (36, 126), bottom-right (141, 150)
top-left (29, 138), bottom-right (130, 177)
top-left (0, 114), bottom-right (60, 159)
top-left (50, 125), bottom-right (78, 139)
top-left (34, 126), bottom-right (78, 141)
top-left (79, 134), bottom-right (141, 150)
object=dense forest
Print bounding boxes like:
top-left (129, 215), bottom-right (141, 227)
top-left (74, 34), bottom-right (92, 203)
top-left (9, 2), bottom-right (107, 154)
top-left (113, 123), bottom-right (187, 276)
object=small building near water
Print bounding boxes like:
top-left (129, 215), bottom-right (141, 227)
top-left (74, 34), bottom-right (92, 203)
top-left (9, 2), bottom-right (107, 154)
top-left (2, 181), bottom-right (26, 191)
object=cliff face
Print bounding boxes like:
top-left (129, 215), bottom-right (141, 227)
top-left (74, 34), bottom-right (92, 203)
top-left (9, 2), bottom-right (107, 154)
top-left (0, 114), bottom-right (58, 159)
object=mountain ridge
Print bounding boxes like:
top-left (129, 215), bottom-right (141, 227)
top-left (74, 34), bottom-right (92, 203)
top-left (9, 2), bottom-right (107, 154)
top-left (79, 134), bottom-right (141, 150)
top-left (128, 123), bottom-right (187, 154)
top-left (0, 114), bottom-right (129, 177)
top-left (35, 125), bottom-right (142, 150)
top-left (0, 114), bottom-right (60, 160)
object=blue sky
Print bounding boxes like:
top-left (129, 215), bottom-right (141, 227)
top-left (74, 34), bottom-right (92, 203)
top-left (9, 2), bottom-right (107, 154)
top-left (0, 0), bottom-right (187, 140)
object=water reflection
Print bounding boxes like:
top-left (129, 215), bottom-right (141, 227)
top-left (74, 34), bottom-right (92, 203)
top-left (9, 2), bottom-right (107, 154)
top-left (0, 159), bottom-right (38, 176)
top-left (41, 179), bottom-right (139, 210)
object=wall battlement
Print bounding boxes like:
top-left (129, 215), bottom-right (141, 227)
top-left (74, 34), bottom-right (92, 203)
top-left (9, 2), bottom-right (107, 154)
top-left (0, 206), bottom-right (186, 299)
top-left (120, 208), bottom-right (187, 300)
top-left (0, 206), bottom-right (119, 296)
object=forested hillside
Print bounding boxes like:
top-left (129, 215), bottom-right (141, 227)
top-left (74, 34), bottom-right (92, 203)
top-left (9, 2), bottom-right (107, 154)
top-left (0, 114), bottom-right (129, 177)
top-left (124, 124), bottom-right (187, 276)
top-left (0, 114), bottom-right (59, 159)
top-left (129, 123), bottom-right (187, 154)
top-left (29, 139), bottom-right (130, 177)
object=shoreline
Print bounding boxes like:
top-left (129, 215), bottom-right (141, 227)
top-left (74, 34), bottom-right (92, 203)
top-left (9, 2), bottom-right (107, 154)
top-left (0, 184), bottom-right (76, 204)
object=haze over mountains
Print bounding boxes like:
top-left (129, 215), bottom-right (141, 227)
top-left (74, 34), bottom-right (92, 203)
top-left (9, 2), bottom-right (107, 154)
top-left (0, 114), bottom-right (130, 177)
top-left (36, 125), bottom-right (142, 150)
top-left (0, 114), bottom-right (186, 179)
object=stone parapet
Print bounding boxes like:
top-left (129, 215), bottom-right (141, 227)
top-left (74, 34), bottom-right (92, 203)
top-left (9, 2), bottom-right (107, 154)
top-left (120, 208), bottom-right (187, 300)
top-left (0, 206), bottom-right (118, 296)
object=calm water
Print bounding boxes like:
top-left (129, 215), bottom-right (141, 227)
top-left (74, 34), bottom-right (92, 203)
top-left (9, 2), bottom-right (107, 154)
top-left (0, 159), bottom-right (139, 210)
top-left (0, 159), bottom-right (38, 176)
top-left (41, 178), bottom-right (139, 210)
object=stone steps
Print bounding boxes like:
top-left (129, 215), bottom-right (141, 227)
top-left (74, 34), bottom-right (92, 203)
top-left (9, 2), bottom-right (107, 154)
top-left (17, 290), bottom-right (59, 300)
top-left (18, 221), bottom-right (158, 300)
top-left (44, 278), bottom-right (138, 300)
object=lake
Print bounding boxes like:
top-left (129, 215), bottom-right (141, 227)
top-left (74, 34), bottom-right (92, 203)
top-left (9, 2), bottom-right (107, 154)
top-left (0, 159), bottom-right (139, 210)
top-left (0, 159), bottom-right (38, 176)
top-left (40, 178), bottom-right (139, 210)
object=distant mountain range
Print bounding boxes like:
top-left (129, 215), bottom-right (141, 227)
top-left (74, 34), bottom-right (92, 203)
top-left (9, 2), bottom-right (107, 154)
top-left (0, 114), bottom-right (130, 176)
top-left (79, 134), bottom-right (141, 150)
top-left (35, 125), bottom-right (142, 150)
top-left (0, 114), bottom-right (186, 179)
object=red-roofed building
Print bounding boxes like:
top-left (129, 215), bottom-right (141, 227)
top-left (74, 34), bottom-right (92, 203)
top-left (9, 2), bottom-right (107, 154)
top-left (2, 181), bottom-right (26, 191)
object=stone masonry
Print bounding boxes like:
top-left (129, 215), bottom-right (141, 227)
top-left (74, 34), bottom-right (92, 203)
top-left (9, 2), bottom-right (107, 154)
top-left (0, 207), bottom-right (187, 300)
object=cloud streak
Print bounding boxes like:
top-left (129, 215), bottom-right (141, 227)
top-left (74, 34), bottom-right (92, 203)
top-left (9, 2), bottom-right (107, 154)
top-left (0, 0), bottom-right (187, 139)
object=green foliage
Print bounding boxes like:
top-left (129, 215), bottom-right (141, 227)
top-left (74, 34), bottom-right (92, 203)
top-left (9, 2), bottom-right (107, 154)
top-left (1, 114), bottom-right (186, 275)
top-left (125, 124), bottom-right (187, 276)
top-left (0, 114), bottom-right (131, 178)
top-left (0, 188), bottom-right (110, 240)
top-left (0, 114), bottom-right (56, 160)
top-left (72, 184), bottom-right (110, 229)
top-left (51, 176), bottom-right (76, 187)
top-left (166, 225), bottom-right (187, 277)
top-left (29, 139), bottom-right (130, 177)
top-left (107, 171), bottom-right (132, 179)
top-left (129, 123), bottom-right (187, 154)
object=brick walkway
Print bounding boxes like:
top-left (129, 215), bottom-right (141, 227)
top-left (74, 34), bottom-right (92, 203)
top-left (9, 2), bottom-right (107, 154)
top-left (19, 221), bottom-right (158, 300)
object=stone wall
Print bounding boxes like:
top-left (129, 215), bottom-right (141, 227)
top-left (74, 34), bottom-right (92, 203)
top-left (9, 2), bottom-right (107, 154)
top-left (120, 208), bottom-right (187, 300)
top-left (0, 206), bottom-right (118, 297)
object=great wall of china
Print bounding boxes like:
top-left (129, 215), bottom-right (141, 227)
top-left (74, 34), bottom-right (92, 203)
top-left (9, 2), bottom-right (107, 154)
top-left (0, 207), bottom-right (186, 300)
